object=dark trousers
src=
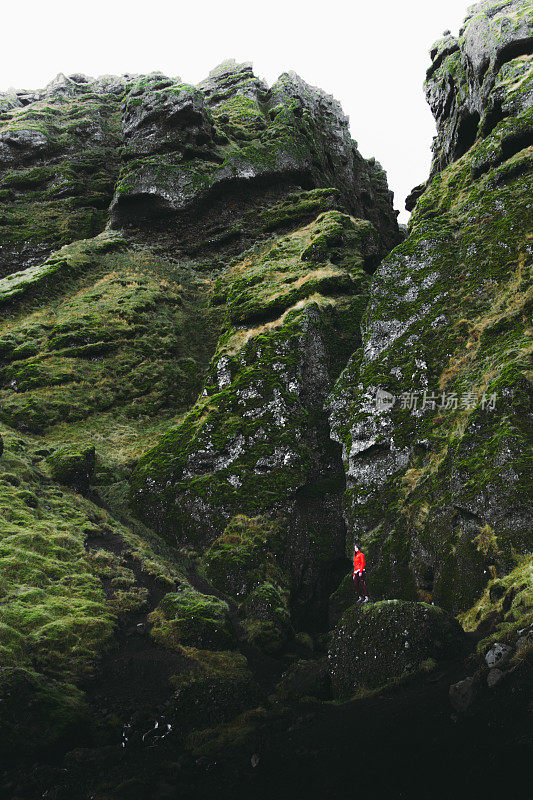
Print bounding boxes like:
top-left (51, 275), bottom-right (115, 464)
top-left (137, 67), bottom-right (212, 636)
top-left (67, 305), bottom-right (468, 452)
top-left (354, 571), bottom-right (369, 599)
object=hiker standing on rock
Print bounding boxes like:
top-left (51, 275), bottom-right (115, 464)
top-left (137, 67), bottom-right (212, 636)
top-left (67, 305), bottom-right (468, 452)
top-left (353, 544), bottom-right (369, 603)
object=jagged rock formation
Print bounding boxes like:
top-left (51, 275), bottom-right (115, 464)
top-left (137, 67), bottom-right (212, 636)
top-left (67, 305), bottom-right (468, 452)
top-left (109, 62), bottom-right (398, 255)
top-left (425, 0), bottom-right (532, 175)
top-left (0, 59), bottom-right (400, 791)
top-left (131, 210), bottom-right (378, 629)
top-left (0, 73), bottom-right (127, 277)
top-left (328, 0), bottom-right (532, 614)
top-left (0, 4), bottom-right (531, 798)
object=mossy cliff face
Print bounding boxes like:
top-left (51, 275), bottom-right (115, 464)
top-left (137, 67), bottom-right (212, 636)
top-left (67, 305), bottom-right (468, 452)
top-left (0, 233), bottom-right (222, 435)
top-left (0, 73), bottom-right (128, 277)
top-left (0, 423), bottom-right (184, 757)
top-left (110, 61), bottom-right (399, 257)
top-left (424, 0), bottom-right (532, 177)
top-left (328, 0), bottom-right (532, 614)
top-left (0, 59), bottom-right (400, 791)
top-left (0, 8), bottom-right (531, 794)
top-left (130, 211), bottom-right (376, 628)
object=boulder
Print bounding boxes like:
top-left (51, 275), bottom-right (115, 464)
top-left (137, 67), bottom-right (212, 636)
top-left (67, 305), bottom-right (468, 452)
top-left (148, 586), bottom-right (237, 650)
top-left (449, 676), bottom-right (476, 712)
top-left (47, 445), bottom-right (96, 489)
top-left (328, 600), bottom-right (466, 699)
top-left (484, 642), bottom-right (513, 669)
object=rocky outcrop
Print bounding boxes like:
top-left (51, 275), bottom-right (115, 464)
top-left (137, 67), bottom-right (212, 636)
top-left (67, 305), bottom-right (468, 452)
top-left (130, 210), bottom-right (381, 628)
top-left (329, 0), bottom-right (532, 614)
top-left (328, 600), bottom-right (465, 698)
top-left (424, 0), bottom-right (532, 176)
top-left (110, 61), bottom-right (399, 257)
top-left (0, 74), bottom-right (129, 276)
top-left (0, 59), bottom-right (400, 793)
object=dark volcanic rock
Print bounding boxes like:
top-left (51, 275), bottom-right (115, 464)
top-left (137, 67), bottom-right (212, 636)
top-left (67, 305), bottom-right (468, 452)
top-left (328, 600), bottom-right (466, 698)
top-left (329, 0), bottom-right (533, 614)
top-left (130, 211), bottom-right (377, 629)
top-left (0, 7), bottom-right (531, 796)
top-left (425, 0), bottom-right (532, 179)
top-left (110, 60), bottom-right (399, 256)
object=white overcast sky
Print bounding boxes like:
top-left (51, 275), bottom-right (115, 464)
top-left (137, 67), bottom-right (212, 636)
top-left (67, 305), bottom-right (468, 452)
top-left (0, 0), bottom-right (473, 221)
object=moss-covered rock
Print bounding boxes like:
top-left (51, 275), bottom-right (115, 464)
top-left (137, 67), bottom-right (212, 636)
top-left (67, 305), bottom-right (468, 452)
top-left (0, 422), bottom-right (185, 759)
top-left (201, 514), bottom-right (285, 598)
top-left (423, 0), bottom-right (532, 177)
top-left (110, 61), bottom-right (399, 256)
top-left (200, 515), bottom-right (293, 653)
top-left (241, 581), bottom-right (293, 653)
top-left (0, 75), bottom-right (127, 276)
top-left (459, 554), bottom-right (533, 653)
top-left (328, 600), bottom-right (466, 699)
top-left (130, 212), bottom-right (373, 628)
top-left (149, 585), bottom-right (237, 650)
top-left (130, 213), bottom-right (371, 545)
top-left (0, 237), bottom-right (223, 434)
top-left (328, 8), bottom-right (533, 612)
top-left (47, 444), bottom-right (96, 488)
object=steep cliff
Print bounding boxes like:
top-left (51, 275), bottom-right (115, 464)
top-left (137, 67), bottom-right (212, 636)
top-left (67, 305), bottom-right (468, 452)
top-left (329, 0), bottom-right (532, 616)
top-left (0, 3), bottom-right (531, 798)
top-left (0, 59), bottom-right (400, 791)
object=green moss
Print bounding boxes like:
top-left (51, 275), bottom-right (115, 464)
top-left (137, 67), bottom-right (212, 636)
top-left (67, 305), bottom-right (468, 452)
top-left (0, 92), bottom-right (123, 267)
top-left (131, 213), bottom-right (371, 543)
top-left (167, 645), bottom-right (262, 735)
top-left (0, 414), bottom-right (188, 759)
top-left (225, 212), bottom-right (371, 325)
top-left (0, 232), bottom-right (126, 309)
top-left (241, 581), bottom-right (293, 653)
top-left (47, 444), bottom-right (96, 488)
top-left (459, 555), bottom-right (533, 653)
top-left (249, 188), bottom-right (343, 233)
top-left (0, 242), bottom-right (224, 434)
top-left (328, 104), bottom-right (533, 610)
top-left (201, 514), bottom-right (285, 597)
top-left (149, 585), bottom-right (237, 650)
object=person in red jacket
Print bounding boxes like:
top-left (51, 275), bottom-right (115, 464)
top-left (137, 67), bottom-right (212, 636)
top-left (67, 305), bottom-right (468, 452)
top-left (353, 544), bottom-right (369, 602)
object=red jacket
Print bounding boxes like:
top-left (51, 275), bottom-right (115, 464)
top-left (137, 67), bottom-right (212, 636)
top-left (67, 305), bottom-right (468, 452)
top-left (353, 550), bottom-right (365, 575)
